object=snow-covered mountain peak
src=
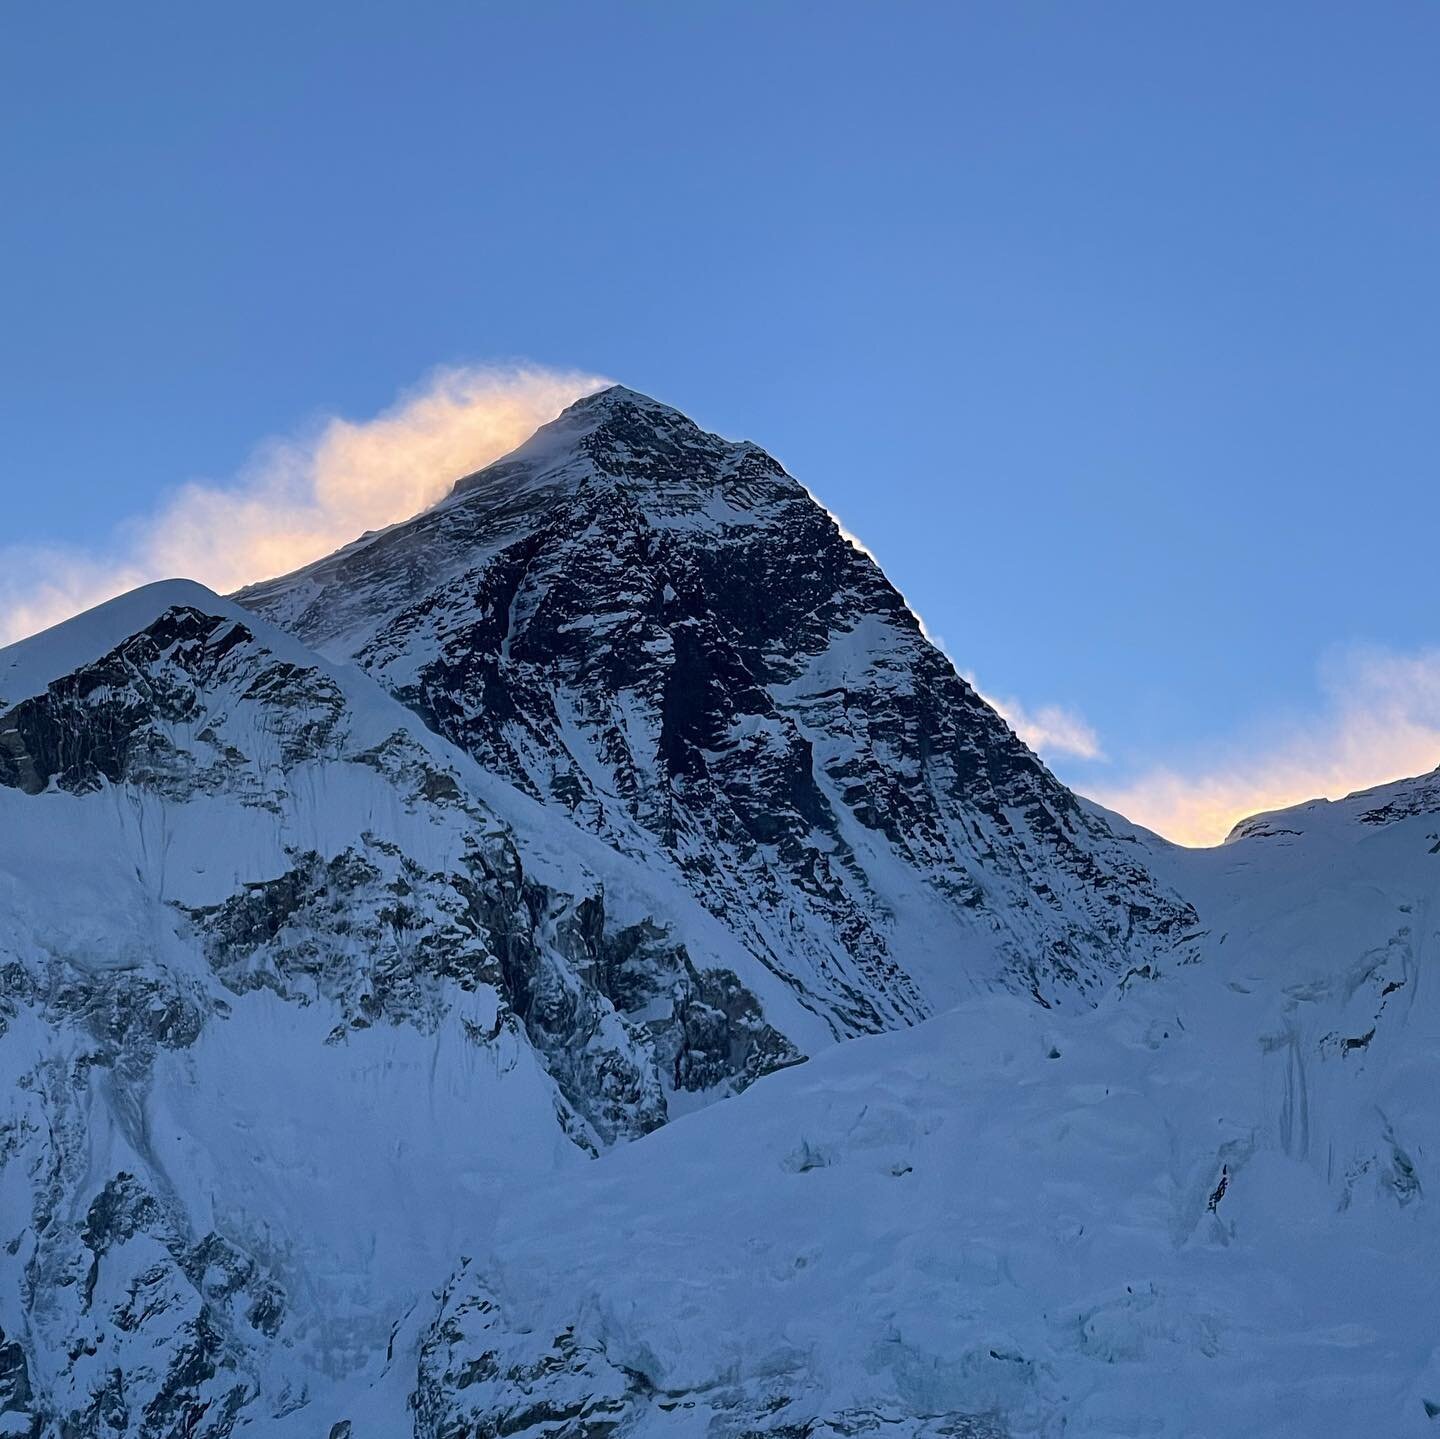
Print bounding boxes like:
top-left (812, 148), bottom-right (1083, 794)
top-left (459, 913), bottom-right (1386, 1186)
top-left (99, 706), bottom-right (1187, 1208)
top-left (0, 579), bottom-right (229, 706)
top-left (546, 381), bottom-right (691, 424)
top-left (8, 389), bottom-right (1440, 1435)
top-left (447, 382), bottom-right (701, 489)
top-left (1221, 764), bottom-right (1440, 845)
top-left (519, 382), bottom-right (723, 446)
top-left (446, 381), bottom-right (796, 532)
top-left (240, 392), bottom-right (1199, 1022)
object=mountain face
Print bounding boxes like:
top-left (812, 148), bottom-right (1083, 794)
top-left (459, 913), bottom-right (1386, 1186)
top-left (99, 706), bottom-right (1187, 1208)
top-left (0, 580), bottom-right (811, 1437)
top-left (239, 386), bottom-right (1196, 1025)
top-left (408, 767), bottom-right (1440, 1438)
top-left (1, 387), bottom-right (1436, 1436)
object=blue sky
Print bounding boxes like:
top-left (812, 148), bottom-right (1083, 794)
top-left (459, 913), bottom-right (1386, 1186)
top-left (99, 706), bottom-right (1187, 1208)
top-left (3, 2), bottom-right (1439, 841)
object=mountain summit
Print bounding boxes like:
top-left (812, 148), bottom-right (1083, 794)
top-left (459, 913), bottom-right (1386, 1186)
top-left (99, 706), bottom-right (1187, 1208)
top-left (240, 386), bottom-right (1197, 1031)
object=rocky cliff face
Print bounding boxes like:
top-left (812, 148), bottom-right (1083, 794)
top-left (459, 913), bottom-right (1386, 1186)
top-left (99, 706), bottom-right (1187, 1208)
top-left (241, 386), bottom-right (1197, 1025)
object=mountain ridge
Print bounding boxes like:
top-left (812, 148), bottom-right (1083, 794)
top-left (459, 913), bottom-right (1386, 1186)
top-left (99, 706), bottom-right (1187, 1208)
top-left (3, 389), bottom-right (1436, 1435)
top-left (239, 385), bottom-right (1199, 1023)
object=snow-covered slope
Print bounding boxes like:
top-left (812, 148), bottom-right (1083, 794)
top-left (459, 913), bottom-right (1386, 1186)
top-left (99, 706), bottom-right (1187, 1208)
top-left (0, 581), bottom-right (811, 1435)
top-left (401, 767), bottom-right (1440, 1438)
top-left (239, 386), bottom-right (1197, 1024)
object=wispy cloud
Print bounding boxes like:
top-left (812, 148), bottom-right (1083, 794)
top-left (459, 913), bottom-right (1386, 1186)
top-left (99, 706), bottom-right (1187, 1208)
top-left (1090, 646), bottom-right (1440, 846)
top-left (971, 683), bottom-right (1106, 762)
top-left (0, 364), bottom-right (606, 645)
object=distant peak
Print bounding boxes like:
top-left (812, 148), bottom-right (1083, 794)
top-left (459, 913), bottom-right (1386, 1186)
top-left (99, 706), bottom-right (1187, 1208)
top-left (571, 383), bottom-right (663, 405)
top-left (559, 384), bottom-right (697, 425)
top-left (446, 383), bottom-right (736, 505)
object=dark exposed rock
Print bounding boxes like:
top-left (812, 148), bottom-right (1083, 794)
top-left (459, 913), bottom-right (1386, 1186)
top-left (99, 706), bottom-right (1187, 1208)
top-left (0, 609), bottom-right (341, 802)
top-left (413, 1267), bottom-right (639, 1439)
top-left (411, 1263), bottom-right (1010, 1439)
top-left (0, 1327), bottom-right (44, 1439)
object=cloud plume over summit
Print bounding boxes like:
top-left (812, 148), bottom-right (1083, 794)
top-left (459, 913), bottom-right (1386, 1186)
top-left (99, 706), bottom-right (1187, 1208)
top-left (0, 365), bottom-right (605, 645)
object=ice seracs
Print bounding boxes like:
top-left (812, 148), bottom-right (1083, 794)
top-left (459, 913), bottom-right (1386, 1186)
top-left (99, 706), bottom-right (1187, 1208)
top-left (410, 760), bottom-right (1440, 1436)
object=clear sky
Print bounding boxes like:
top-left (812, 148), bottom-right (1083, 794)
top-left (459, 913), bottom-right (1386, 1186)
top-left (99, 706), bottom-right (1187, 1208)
top-left (3, 2), bottom-right (1439, 843)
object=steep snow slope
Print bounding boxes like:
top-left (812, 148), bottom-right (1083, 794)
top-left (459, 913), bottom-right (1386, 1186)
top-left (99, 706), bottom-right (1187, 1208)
top-left (239, 386), bottom-right (1197, 1024)
top-left (401, 769), bottom-right (1440, 1438)
top-left (0, 582), bottom-right (812, 1436)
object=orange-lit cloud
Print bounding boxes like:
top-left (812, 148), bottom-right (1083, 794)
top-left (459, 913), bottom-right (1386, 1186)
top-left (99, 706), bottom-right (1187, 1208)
top-left (0, 365), bottom-right (605, 645)
top-left (1089, 646), bottom-right (1440, 846)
